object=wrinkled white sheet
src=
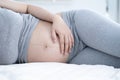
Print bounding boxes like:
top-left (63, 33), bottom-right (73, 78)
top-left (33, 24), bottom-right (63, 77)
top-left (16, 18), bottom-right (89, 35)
top-left (0, 62), bottom-right (120, 80)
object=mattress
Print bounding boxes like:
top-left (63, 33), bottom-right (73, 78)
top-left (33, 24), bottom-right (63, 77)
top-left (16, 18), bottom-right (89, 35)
top-left (0, 62), bottom-right (120, 80)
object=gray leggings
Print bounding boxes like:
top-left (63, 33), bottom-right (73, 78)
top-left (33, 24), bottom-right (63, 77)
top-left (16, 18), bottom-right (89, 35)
top-left (61, 10), bottom-right (120, 68)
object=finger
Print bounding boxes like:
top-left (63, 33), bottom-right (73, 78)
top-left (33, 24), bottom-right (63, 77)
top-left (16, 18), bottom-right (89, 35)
top-left (67, 30), bottom-right (73, 52)
top-left (68, 35), bottom-right (72, 53)
top-left (65, 35), bottom-right (69, 54)
top-left (51, 28), bottom-right (57, 43)
top-left (59, 34), bottom-right (65, 54)
top-left (70, 33), bottom-right (74, 47)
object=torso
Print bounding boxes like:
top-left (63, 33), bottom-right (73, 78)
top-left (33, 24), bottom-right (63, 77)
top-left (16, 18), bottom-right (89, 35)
top-left (27, 20), bottom-right (69, 63)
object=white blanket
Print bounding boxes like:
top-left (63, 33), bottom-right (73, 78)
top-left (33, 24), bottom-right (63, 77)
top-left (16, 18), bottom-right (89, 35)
top-left (0, 62), bottom-right (120, 80)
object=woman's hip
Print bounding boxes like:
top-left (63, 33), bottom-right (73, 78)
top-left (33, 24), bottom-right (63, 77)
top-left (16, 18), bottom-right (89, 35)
top-left (60, 10), bottom-right (87, 62)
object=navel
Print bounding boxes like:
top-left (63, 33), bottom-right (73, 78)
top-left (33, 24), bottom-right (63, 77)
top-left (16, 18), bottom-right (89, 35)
top-left (45, 44), bottom-right (48, 48)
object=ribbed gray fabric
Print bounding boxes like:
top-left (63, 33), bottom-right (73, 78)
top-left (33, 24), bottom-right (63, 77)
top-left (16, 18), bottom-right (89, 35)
top-left (61, 10), bottom-right (120, 68)
top-left (61, 10), bottom-right (87, 62)
top-left (17, 14), bottom-right (39, 63)
top-left (0, 8), bottom-right (39, 64)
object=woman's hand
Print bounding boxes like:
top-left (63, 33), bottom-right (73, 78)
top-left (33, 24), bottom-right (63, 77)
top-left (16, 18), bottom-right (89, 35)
top-left (51, 14), bottom-right (74, 55)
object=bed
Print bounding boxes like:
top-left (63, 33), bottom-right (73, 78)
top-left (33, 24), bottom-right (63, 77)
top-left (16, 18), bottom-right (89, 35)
top-left (0, 62), bottom-right (120, 80)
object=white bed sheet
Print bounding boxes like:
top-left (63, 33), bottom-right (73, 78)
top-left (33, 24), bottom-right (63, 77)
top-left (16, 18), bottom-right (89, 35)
top-left (0, 62), bottom-right (120, 80)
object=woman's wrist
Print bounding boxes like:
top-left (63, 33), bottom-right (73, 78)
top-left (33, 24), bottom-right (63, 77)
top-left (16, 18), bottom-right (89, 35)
top-left (52, 14), bottom-right (63, 23)
top-left (52, 14), bottom-right (59, 22)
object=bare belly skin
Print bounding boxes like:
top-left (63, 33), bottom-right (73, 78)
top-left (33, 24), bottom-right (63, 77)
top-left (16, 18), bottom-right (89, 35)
top-left (27, 20), bottom-right (69, 63)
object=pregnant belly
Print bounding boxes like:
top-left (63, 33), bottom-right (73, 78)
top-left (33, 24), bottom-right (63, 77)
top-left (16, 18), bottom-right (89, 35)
top-left (27, 20), bottom-right (69, 63)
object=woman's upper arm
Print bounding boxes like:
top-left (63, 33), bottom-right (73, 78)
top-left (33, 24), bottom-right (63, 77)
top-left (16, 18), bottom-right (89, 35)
top-left (0, 0), bottom-right (54, 22)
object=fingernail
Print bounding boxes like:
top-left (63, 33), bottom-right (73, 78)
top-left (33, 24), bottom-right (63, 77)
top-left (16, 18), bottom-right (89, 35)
top-left (61, 51), bottom-right (63, 54)
top-left (69, 50), bottom-right (71, 53)
top-left (64, 53), bottom-right (66, 55)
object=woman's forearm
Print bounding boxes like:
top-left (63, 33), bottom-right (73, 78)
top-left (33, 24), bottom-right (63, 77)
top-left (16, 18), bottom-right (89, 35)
top-left (27, 4), bottom-right (54, 22)
top-left (0, 0), bottom-right (55, 22)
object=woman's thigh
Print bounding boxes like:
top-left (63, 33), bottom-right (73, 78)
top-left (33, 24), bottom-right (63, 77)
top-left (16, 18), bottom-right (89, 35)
top-left (61, 9), bottom-right (120, 67)
top-left (69, 47), bottom-right (120, 68)
top-left (73, 9), bottom-right (120, 58)
top-left (61, 11), bottom-right (87, 62)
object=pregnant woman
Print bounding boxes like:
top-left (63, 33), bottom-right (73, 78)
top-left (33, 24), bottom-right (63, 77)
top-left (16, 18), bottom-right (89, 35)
top-left (0, 0), bottom-right (120, 68)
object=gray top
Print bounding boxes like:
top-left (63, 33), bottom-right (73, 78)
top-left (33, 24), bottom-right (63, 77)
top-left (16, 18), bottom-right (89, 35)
top-left (18, 14), bottom-right (39, 63)
top-left (0, 8), bottom-right (39, 64)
